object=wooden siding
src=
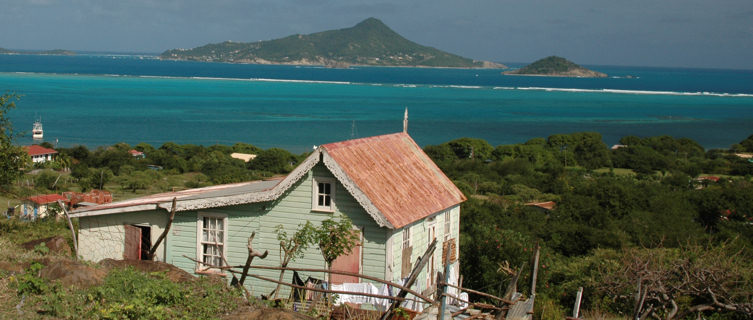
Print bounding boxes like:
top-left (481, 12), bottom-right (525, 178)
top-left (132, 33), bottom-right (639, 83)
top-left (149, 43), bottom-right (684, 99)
top-left (388, 204), bottom-right (461, 294)
top-left (78, 210), bottom-right (167, 262)
top-left (164, 163), bottom-right (389, 296)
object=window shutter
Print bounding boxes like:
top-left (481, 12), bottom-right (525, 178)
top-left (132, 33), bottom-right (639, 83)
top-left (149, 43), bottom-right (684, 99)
top-left (442, 239), bottom-right (457, 266)
top-left (401, 246), bottom-right (413, 278)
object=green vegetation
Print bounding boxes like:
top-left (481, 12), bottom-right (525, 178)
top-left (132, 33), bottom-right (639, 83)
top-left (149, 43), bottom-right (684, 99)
top-left (427, 133), bottom-right (753, 318)
top-left (0, 93), bottom-right (29, 190)
top-left (505, 56), bottom-right (607, 77)
top-left (161, 18), bottom-right (502, 68)
top-left (2, 92), bottom-right (751, 318)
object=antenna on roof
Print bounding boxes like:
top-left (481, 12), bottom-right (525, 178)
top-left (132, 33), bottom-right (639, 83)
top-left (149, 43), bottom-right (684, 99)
top-left (351, 120), bottom-right (358, 139)
top-left (403, 107), bottom-right (408, 133)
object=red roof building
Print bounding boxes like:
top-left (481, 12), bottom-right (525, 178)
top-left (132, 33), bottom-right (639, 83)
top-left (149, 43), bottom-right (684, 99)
top-left (21, 194), bottom-right (67, 219)
top-left (71, 132), bottom-right (465, 295)
top-left (321, 132), bottom-right (467, 228)
top-left (25, 145), bottom-right (58, 163)
top-left (128, 149), bottom-right (145, 158)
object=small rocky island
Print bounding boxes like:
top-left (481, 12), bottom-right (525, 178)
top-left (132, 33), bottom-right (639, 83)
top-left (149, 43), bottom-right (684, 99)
top-left (504, 56), bottom-right (606, 78)
top-left (161, 18), bottom-right (505, 69)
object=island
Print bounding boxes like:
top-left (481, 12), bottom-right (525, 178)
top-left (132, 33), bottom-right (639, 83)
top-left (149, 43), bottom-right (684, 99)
top-left (503, 56), bottom-right (606, 77)
top-left (160, 18), bottom-right (505, 69)
top-left (0, 48), bottom-right (75, 55)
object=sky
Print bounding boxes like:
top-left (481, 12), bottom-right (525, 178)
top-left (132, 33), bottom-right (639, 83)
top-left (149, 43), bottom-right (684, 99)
top-left (1, 0), bottom-right (752, 69)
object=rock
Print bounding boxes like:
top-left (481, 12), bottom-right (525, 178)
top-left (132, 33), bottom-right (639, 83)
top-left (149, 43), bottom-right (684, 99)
top-left (21, 236), bottom-right (72, 257)
top-left (39, 259), bottom-right (107, 288)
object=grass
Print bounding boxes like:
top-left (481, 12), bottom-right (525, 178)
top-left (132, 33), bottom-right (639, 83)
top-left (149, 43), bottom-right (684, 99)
top-left (0, 221), bottom-right (248, 320)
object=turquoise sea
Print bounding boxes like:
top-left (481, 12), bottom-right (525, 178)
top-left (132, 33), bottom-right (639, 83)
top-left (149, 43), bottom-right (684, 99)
top-left (1, 54), bottom-right (752, 152)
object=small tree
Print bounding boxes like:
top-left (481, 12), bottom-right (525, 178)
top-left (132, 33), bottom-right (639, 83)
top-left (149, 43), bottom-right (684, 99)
top-left (316, 218), bottom-right (361, 280)
top-left (0, 93), bottom-right (28, 189)
top-left (273, 222), bottom-right (317, 298)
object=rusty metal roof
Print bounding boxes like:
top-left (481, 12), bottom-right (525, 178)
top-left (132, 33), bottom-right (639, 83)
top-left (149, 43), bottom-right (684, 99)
top-left (26, 194), bottom-right (66, 205)
top-left (321, 132), bottom-right (466, 229)
top-left (25, 145), bottom-right (58, 156)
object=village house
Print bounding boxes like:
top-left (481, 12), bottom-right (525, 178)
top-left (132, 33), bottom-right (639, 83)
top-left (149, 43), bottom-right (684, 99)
top-left (20, 194), bottom-right (67, 219)
top-left (25, 145), bottom-right (58, 163)
top-left (128, 149), bottom-right (146, 159)
top-left (70, 132), bottom-right (466, 299)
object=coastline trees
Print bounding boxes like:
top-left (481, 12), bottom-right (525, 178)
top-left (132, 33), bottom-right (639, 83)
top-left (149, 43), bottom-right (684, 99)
top-left (0, 93), bottom-right (28, 190)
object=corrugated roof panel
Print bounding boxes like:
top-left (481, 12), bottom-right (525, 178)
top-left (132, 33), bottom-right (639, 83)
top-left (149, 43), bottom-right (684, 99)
top-left (322, 132), bottom-right (466, 228)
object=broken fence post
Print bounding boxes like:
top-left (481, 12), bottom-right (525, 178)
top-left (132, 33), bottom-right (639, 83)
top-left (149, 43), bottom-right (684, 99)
top-left (572, 287), bottom-right (583, 319)
top-left (238, 232), bottom-right (268, 287)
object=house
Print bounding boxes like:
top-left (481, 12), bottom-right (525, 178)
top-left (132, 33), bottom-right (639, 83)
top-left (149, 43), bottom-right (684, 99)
top-left (128, 149), bottom-right (145, 159)
top-left (230, 152), bottom-right (257, 162)
top-left (20, 194), bottom-right (67, 219)
top-left (70, 132), bottom-right (466, 299)
top-left (25, 145), bottom-right (58, 163)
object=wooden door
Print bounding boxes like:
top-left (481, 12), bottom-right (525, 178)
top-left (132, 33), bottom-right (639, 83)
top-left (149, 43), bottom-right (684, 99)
top-left (330, 229), bottom-right (362, 284)
top-left (124, 225), bottom-right (142, 260)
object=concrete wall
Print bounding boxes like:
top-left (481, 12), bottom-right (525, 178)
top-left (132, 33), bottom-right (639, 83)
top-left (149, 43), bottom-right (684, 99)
top-left (78, 209), bottom-right (168, 261)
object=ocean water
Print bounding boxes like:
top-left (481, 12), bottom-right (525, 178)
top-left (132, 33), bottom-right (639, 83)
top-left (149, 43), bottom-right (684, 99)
top-left (1, 54), bottom-right (752, 152)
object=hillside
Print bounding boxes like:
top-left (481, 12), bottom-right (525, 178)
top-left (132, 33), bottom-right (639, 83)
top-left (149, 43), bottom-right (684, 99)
top-left (504, 56), bottom-right (606, 77)
top-left (160, 18), bottom-right (505, 68)
top-left (0, 48), bottom-right (75, 55)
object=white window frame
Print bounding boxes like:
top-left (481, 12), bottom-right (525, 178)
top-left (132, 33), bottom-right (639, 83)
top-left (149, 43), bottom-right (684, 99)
top-left (196, 212), bottom-right (228, 274)
top-left (402, 226), bottom-right (411, 250)
top-left (312, 177), bottom-right (336, 212)
top-left (444, 211), bottom-right (452, 241)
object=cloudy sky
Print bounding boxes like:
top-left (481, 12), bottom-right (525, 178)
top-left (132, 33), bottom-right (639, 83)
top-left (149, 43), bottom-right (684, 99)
top-left (2, 0), bottom-right (751, 69)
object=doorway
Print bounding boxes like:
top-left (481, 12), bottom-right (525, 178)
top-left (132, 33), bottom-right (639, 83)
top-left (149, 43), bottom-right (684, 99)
top-left (124, 224), bottom-right (152, 260)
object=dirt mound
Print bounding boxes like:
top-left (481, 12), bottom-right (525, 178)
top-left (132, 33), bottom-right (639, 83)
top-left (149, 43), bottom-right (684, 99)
top-left (223, 307), bottom-right (314, 320)
top-left (0, 261), bottom-right (25, 274)
top-left (21, 236), bottom-right (72, 256)
top-left (98, 259), bottom-right (196, 283)
top-left (39, 259), bottom-right (107, 288)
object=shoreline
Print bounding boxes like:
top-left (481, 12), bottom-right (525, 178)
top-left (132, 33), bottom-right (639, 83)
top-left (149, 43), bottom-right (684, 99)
top-left (158, 57), bottom-right (508, 70)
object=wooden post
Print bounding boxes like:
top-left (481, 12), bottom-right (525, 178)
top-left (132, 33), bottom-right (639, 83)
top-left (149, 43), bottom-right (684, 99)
top-left (530, 243), bottom-right (540, 297)
top-left (380, 239), bottom-right (438, 320)
top-left (148, 197), bottom-right (176, 260)
top-left (572, 287), bottom-right (583, 319)
top-left (56, 200), bottom-right (78, 259)
top-left (238, 232), bottom-right (268, 287)
top-left (439, 243), bottom-right (453, 320)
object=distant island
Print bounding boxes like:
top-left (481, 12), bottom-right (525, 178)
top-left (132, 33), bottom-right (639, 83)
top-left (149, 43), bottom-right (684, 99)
top-left (160, 18), bottom-right (505, 69)
top-left (504, 56), bottom-right (606, 77)
top-left (0, 48), bottom-right (75, 56)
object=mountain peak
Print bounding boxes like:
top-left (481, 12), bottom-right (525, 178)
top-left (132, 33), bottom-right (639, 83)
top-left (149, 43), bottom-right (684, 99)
top-left (354, 17), bottom-right (388, 29)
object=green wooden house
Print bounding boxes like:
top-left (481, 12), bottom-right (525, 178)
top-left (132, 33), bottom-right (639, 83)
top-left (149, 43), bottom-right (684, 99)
top-left (71, 132), bottom-right (466, 298)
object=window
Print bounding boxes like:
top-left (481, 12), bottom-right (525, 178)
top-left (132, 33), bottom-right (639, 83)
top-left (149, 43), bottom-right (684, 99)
top-left (312, 177), bottom-right (335, 212)
top-left (196, 213), bottom-right (227, 272)
top-left (444, 211), bottom-right (451, 241)
top-left (402, 226), bottom-right (411, 250)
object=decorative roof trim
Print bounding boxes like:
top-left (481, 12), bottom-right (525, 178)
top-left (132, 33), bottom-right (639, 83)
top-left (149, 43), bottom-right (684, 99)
top-left (70, 204), bottom-right (162, 218)
top-left (72, 150), bottom-right (322, 218)
top-left (159, 150), bottom-right (322, 212)
top-left (320, 148), bottom-right (394, 229)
